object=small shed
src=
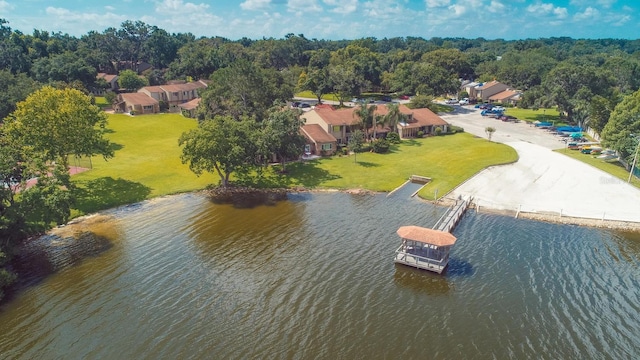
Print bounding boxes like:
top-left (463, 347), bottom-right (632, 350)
top-left (394, 225), bottom-right (457, 274)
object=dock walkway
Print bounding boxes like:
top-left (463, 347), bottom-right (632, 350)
top-left (433, 196), bottom-right (472, 233)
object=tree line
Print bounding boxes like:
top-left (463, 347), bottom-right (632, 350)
top-left (2, 17), bottom-right (640, 300)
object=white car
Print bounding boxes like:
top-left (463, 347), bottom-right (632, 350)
top-left (445, 98), bottom-right (458, 104)
top-left (459, 99), bottom-right (469, 105)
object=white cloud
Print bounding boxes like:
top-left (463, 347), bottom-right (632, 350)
top-left (105, 5), bottom-right (115, 12)
top-left (240, 0), bottom-right (271, 11)
top-left (425, 0), bottom-right (450, 7)
top-left (574, 7), bottom-right (600, 21)
top-left (527, 2), bottom-right (568, 19)
top-left (324, 0), bottom-right (357, 14)
top-left (0, 0), bottom-right (15, 12)
top-left (154, 0), bottom-right (210, 14)
top-left (43, 7), bottom-right (128, 34)
top-left (571, 0), bottom-right (616, 9)
top-left (363, 0), bottom-right (403, 19)
top-left (488, 1), bottom-right (506, 14)
top-left (288, 0), bottom-right (322, 13)
top-left (604, 12), bottom-right (631, 26)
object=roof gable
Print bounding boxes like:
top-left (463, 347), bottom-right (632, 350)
top-left (119, 93), bottom-right (158, 106)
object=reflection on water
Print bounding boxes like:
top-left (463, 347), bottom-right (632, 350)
top-left (0, 192), bottom-right (639, 359)
top-left (393, 265), bottom-right (453, 295)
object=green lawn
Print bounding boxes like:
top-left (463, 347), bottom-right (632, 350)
top-left (93, 96), bottom-right (112, 110)
top-left (555, 149), bottom-right (640, 189)
top-left (280, 133), bottom-right (518, 200)
top-left (71, 114), bottom-right (517, 215)
top-left (295, 91), bottom-right (340, 102)
top-left (504, 108), bottom-right (563, 124)
top-left (71, 113), bottom-right (216, 215)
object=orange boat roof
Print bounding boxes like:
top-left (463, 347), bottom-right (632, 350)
top-left (396, 226), bottom-right (457, 246)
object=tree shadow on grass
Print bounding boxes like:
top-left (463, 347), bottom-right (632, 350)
top-left (401, 139), bottom-right (423, 147)
top-left (234, 161), bottom-right (341, 189)
top-left (355, 161), bottom-right (380, 168)
top-left (72, 177), bottom-right (152, 214)
top-left (109, 142), bottom-right (124, 152)
top-left (531, 114), bottom-right (561, 122)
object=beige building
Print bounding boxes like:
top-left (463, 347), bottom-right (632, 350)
top-left (302, 104), bottom-right (449, 144)
top-left (115, 93), bottom-right (159, 114)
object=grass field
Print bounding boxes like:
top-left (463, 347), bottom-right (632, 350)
top-left (555, 148), bottom-right (640, 188)
top-left (252, 132), bottom-right (518, 200)
top-left (71, 113), bottom-right (216, 215)
top-left (504, 108), bottom-right (563, 124)
top-left (71, 113), bottom-right (518, 215)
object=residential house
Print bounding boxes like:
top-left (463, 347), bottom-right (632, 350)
top-left (115, 60), bottom-right (153, 74)
top-left (488, 89), bottom-right (522, 105)
top-left (301, 104), bottom-right (449, 144)
top-left (138, 81), bottom-right (208, 112)
top-left (115, 93), bottom-right (159, 114)
top-left (301, 124), bottom-right (338, 156)
top-left (475, 80), bottom-right (510, 102)
top-left (461, 81), bottom-right (480, 99)
top-left (178, 98), bottom-right (201, 118)
top-left (93, 73), bottom-right (119, 95)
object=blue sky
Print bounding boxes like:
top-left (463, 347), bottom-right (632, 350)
top-left (0, 0), bottom-right (637, 40)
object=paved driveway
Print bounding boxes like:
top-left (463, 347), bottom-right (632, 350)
top-left (439, 107), bottom-right (640, 222)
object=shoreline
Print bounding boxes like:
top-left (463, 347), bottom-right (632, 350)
top-left (58, 187), bottom-right (640, 233)
top-left (435, 196), bottom-right (640, 232)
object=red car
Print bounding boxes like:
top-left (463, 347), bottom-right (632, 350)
top-left (399, 95), bottom-right (410, 100)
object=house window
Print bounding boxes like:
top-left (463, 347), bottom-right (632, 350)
top-left (172, 92), bottom-right (178, 97)
top-left (143, 105), bottom-right (154, 111)
top-left (304, 144), bottom-right (311, 154)
top-left (321, 143), bottom-right (332, 151)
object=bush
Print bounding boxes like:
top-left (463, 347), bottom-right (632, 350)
top-left (435, 127), bottom-right (443, 136)
top-left (342, 147), bottom-right (349, 155)
top-left (386, 132), bottom-right (401, 144)
top-left (417, 130), bottom-right (424, 138)
top-left (130, 110), bottom-right (136, 115)
top-left (104, 91), bottom-right (116, 105)
top-left (371, 139), bottom-right (390, 153)
top-left (449, 125), bottom-right (464, 134)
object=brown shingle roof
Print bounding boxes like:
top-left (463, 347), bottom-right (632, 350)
top-left (397, 226), bottom-right (457, 246)
top-left (178, 98), bottom-right (201, 110)
top-left (301, 124), bottom-right (337, 144)
top-left (141, 85), bottom-right (165, 93)
top-left (309, 104), bottom-right (448, 128)
top-left (489, 89), bottom-right (520, 101)
top-left (477, 80), bottom-right (501, 90)
top-left (120, 93), bottom-right (158, 106)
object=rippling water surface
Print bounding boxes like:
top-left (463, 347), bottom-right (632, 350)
top-left (1, 192), bottom-right (639, 359)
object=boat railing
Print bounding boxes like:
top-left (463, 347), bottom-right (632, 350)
top-left (395, 247), bottom-right (446, 268)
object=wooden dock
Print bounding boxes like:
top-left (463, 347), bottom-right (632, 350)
top-left (433, 196), bottom-right (472, 233)
top-left (394, 196), bottom-right (471, 274)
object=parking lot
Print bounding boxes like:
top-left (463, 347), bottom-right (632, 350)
top-left (440, 106), bottom-right (640, 223)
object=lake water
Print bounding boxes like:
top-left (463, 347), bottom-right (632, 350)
top-left (1, 192), bottom-right (639, 359)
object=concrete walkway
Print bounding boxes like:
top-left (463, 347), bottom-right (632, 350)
top-left (440, 107), bottom-right (640, 223)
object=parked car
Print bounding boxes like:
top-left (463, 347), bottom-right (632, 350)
top-left (459, 98), bottom-right (469, 105)
top-left (381, 95), bottom-right (392, 102)
top-left (399, 95), bottom-right (410, 100)
top-left (445, 98), bottom-right (458, 104)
